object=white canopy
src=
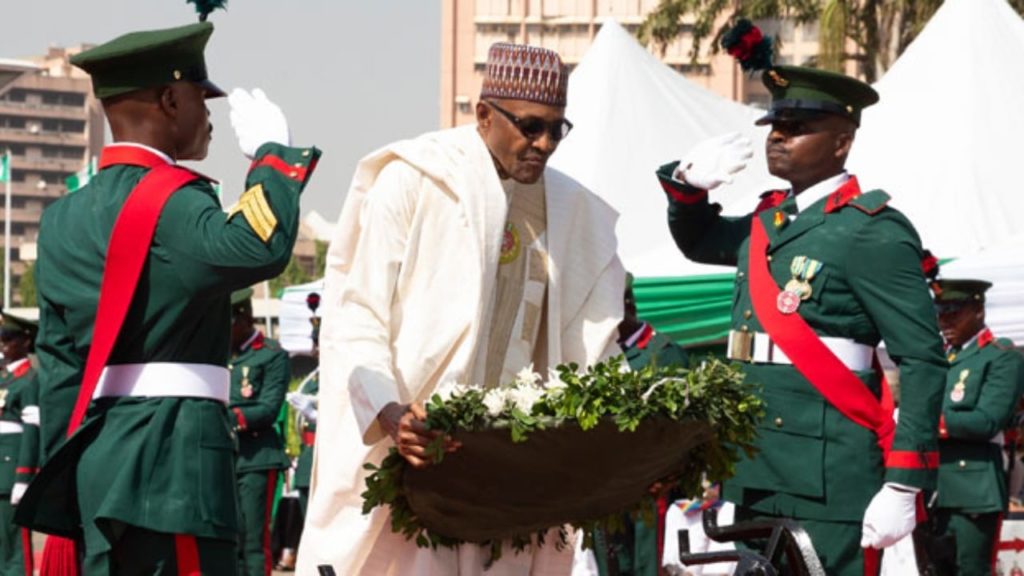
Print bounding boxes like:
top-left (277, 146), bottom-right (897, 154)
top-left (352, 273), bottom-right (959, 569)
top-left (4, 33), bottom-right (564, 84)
top-left (549, 20), bottom-right (784, 277)
top-left (849, 0), bottom-right (1024, 260)
top-left (943, 238), bottom-right (1024, 345)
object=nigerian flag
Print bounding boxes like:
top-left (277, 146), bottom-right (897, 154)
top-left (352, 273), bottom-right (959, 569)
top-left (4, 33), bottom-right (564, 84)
top-left (65, 156), bottom-right (97, 192)
top-left (0, 151), bottom-right (9, 183)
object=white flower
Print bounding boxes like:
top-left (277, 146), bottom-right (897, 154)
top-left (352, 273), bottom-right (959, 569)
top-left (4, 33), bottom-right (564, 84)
top-left (509, 385), bottom-right (544, 413)
top-left (483, 388), bottom-right (508, 417)
top-left (435, 381), bottom-right (469, 402)
top-left (514, 364), bottom-right (542, 387)
top-left (545, 368), bottom-right (567, 390)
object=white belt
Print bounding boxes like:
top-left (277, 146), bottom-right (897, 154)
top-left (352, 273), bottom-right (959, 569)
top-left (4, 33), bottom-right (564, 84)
top-left (727, 330), bottom-right (874, 371)
top-left (0, 421), bottom-right (23, 434)
top-left (93, 363), bottom-right (230, 404)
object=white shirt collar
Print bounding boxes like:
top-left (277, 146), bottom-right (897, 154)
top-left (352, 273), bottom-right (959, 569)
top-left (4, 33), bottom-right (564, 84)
top-left (961, 326), bottom-right (988, 351)
top-left (623, 322), bottom-right (650, 348)
top-left (5, 358), bottom-right (29, 374)
top-left (240, 330), bottom-right (260, 352)
top-left (792, 171), bottom-right (850, 213)
top-left (108, 142), bottom-right (175, 165)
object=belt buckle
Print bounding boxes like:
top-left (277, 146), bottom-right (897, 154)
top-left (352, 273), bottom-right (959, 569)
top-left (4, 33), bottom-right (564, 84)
top-left (729, 330), bottom-right (753, 363)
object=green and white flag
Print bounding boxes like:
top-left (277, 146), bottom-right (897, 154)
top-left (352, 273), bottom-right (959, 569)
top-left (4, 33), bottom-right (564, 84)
top-left (0, 151), bottom-right (10, 183)
top-left (65, 156), bottom-right (97, 193)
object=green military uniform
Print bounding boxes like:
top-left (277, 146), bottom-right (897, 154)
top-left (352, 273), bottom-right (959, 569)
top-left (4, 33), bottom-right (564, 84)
top-left (661, 66), bottom-right (946, 576)
top-left (229, 290), bottom-right (290, 576)
top-left (293, 373), bottom-right (318, 517)
top-left (0, 313), bottom-right (39, 576)
top-left (931, 280), bottom-right (1024, 575)
top-left (15, 22), bottom-right (320, 575)
top-left (594, 322), bottom-right (687, 576)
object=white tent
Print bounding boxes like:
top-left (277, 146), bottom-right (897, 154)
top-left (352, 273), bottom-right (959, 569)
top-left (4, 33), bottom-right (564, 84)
top-left (549, 21), bottom-right (785, 277)
top-left (278, 279), bottom-right (324, 355)
top-left (941, 237), bottom-right (1024, 344)
top-left (849, 0), bottom-right (1024, 260)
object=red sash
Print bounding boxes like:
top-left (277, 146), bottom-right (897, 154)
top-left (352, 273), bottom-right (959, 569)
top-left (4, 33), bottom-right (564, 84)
top-left (66, 161), bottom-right (200, 434)
top-left (41, 151), bottom-right (199, 576)
top-left (748, 217), bottom-right (898, 458)
top-left (302, 430), bottom-right (316, 447)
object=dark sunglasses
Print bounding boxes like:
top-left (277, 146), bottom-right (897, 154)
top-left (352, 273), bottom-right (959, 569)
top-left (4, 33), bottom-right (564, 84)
top-left (485, 100), bottom-right (573, 142)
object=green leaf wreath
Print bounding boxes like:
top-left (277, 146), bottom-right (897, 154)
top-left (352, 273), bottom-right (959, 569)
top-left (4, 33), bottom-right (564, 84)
top-left (362, 356), bottom-right (762, 563)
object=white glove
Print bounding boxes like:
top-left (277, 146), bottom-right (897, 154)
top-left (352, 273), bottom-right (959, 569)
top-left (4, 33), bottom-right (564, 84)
top-left (287, 392), bottom-right (318, 423)
top-left (228, 88), bottom-right (291, 158)
top-left (10, 482), bottom-right (27, 506)
top-left (672, 132), bottom-right (753, 191)
top-left (860, 483), bottom-right (919, 549)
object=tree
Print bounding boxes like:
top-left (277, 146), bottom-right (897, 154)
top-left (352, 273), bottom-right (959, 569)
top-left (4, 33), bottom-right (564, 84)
top-left (639, 0), bottom-right (1024, 83)
top-left (268, 256), bottom-right (313, 297)
top-left (17, 264), bottom-right (35, 307)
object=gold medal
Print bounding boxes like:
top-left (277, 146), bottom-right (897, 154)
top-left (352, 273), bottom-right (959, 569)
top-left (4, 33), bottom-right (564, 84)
top-left (950, 369), bottom-right (969, 403)
top-left (240, 366), bottom-right (253, 398)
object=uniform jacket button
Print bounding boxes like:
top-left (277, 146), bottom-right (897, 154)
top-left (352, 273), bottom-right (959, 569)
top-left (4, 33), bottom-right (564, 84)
top-left (743, 310), bottom-right (752, 319)
top-left (958, 460), bottom-right (967, 468)
top-left (774, 417), bottom-right (783, 428)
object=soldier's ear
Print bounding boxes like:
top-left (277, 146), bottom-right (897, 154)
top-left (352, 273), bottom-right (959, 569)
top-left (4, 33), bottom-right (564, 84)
top-left (157, 85), bottom-right (177, 119)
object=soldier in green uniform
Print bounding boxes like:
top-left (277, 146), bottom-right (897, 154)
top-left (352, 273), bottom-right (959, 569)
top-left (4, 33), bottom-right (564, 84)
top-left (289, 372), bottom-right (317, 518)
top-left (592, 273), bottom-right (688, 576)
top-left (17, 21), bottom-right (320, 574)
top-left (659, 65), bottom-right (946, 575)
top-left (287, 291), bottom-right (320, 519)
top-left (0, 312), bottom-right (38, 576)
top-left (228, 289), bottom-right (290, 576)
top-left (931, 279), bottom-right (1024, 575)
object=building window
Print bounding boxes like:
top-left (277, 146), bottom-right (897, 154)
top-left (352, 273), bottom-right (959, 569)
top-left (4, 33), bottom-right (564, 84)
top-left (62, 119), bottom-right (85, 134)
top-left (61, 147), bottom-right (82, 159)
top-left (2, 91), bottom-right (26, 103)
top-left (41, 146), bottom-right (60, 158)
top-left (42, 119), bottom-right (60, 133)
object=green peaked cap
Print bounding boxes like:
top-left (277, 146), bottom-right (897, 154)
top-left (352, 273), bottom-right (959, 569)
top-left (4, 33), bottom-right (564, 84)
top-left (0, 310), bottom-right (37, 339)
top-left (932, 279), bottom-right (992, 303)
top-left (756, 65), bottom-right (879, 127)
top-left (71, 22), bottom-right (225, 99)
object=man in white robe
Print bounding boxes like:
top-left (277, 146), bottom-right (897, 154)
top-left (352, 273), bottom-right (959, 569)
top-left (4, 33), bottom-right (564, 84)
top-left (298, 43), bottom-right (625, 575)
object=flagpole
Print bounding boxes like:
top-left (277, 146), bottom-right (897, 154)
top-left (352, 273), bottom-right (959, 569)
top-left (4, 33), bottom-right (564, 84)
top-left (3, 149), bottom-right (11, 310)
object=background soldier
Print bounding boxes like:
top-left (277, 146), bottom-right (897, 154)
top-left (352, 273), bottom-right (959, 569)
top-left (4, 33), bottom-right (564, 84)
top-left (229, 289), bottom-right (291, 576)
top-left (660, 64), bottom-right (946, 575)
top-left (932, 279), bottom-right (1024, 575)
top-left (17, 20), bottom-right (320, 573)
top-left (0, 312), bottom-right (38, 576)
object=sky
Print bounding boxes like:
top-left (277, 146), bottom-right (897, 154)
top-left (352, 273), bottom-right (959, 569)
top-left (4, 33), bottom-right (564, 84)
top-left (2, 0), bottom-right (441, 221)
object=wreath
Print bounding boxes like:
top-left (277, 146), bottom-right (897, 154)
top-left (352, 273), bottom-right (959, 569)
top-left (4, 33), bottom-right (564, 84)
top-left (362, 356), bottom-right (762, 564)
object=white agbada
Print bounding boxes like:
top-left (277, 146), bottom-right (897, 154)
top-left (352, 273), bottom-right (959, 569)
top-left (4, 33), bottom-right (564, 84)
top-left (297, 125), bottom-right (625, 575)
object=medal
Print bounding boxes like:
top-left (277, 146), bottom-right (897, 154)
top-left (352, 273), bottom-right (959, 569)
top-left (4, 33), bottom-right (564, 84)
top-left (950, 369), bottom-right (969, 403)
top-left (777, 290), bottom-right (801, 314)
top-left (240, 366), bottom-right (253, 398)
top-left (499, 222), bottom-right (520, 265)
top-left (0, 389), bottom-right (8, 410)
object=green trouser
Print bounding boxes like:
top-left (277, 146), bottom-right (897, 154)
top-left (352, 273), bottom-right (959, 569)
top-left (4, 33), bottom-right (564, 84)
top-left (735, 507), bottom-right (872, 576)
top-left (82, 524), bottom-right (237, 575)
top-left (237, 469), bottom-right (277, 576)
top-left (0, 498), bottom-right (27, 576)
top-left (935, 509), bottom-right (1000, 576)
top-left (593, 516), bottom-right (658, 576)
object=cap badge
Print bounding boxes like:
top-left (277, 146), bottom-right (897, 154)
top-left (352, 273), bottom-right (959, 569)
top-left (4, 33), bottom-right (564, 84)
top-left (768, 70), bottom-right (789, 87)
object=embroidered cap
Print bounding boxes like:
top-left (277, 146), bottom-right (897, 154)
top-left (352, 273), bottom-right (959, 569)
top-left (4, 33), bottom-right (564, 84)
top-left (0, 310), bottom-right (37, 340)
top-left (480, 43), bottom-right (568, 107)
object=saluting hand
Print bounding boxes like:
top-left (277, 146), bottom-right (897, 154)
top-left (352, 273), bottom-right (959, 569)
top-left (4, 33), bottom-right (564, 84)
top-left (227, 87), bottom-right (291, 158)
top-left (378, 402), bottom-right (461, 469)
top-left (673, 132), bottom-right (753, 191)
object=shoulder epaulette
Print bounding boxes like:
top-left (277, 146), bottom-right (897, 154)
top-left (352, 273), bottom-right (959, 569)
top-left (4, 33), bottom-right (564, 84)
top-left (846, 189), bottom-right (891, 215)
top-left (993, 337), bottom-right (1016, 351)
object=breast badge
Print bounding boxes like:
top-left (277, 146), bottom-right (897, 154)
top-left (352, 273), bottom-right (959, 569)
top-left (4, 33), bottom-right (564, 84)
top-left (950, 369), bottom-right (969, 403)
top-left (777, 256), bottom-right (822, 315)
